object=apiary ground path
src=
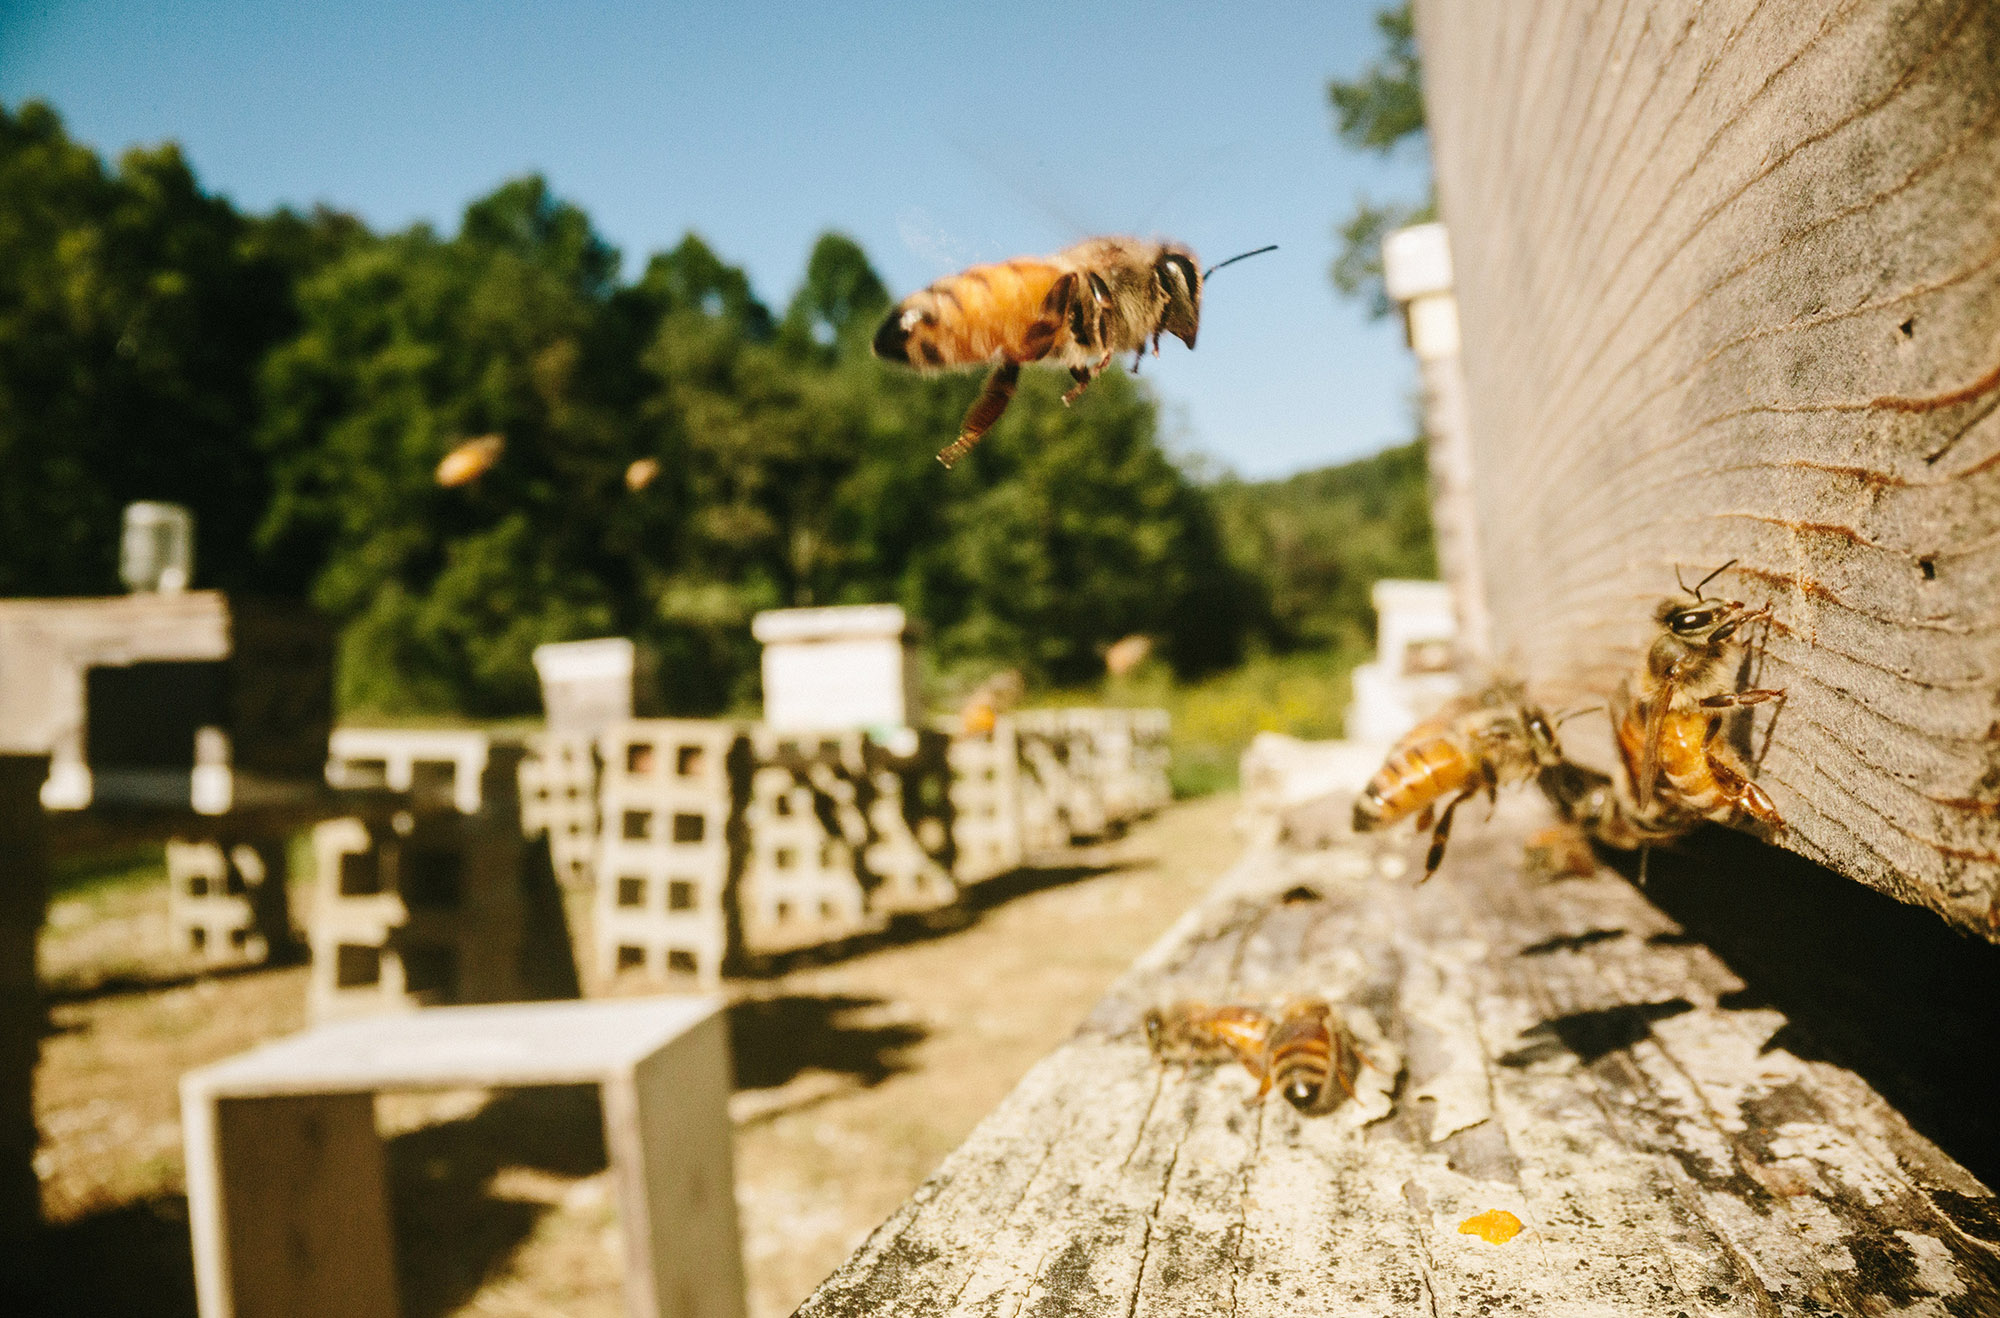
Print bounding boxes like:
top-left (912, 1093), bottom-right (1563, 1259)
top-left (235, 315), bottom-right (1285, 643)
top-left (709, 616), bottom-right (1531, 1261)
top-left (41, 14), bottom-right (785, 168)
top-left (796, 798), bottom-right (2000, 1317)
top-left (28, 792), bottom-right (1242, 1318)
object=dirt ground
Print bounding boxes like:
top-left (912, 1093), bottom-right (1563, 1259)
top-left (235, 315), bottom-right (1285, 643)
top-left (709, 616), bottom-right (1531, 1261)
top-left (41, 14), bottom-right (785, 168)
top-left (26, 792), bottom-right (1243, 1317)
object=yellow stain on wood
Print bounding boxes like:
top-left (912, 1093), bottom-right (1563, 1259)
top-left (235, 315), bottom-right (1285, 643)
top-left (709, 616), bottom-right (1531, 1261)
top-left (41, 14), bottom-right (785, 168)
top-left (1457, 1208), bottom-right (1523, 1244)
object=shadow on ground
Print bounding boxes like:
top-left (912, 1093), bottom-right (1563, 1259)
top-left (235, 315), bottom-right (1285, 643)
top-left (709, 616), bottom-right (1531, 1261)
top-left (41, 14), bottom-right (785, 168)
top-left (737, 861), bottom-right (1128, 979)
top-left (1602, 825), bottom-right (2000, 1188)
top-left (729, 994), bottom-right (929, 1091)
top-left (387, 1084), bottom-right (607, 1318)
top-left (19, 1196), bottom-right (198, 1317)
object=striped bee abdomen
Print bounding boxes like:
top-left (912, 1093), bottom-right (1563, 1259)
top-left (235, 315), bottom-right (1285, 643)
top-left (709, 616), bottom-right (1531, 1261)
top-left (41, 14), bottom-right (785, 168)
top-left (872, 259), bottom-right (1068, 370)
top-left (1352, 732), bottom-right (1474, 831)
top-left (1266, 999), bottom-right (1349, 1114)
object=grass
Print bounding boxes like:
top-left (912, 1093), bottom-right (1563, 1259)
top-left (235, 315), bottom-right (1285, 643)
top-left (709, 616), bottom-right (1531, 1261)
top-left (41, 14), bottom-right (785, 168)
top-left (51, 844), bottom-right (168, 903)
top-left (1040, 645), bottom-right (1364, 798)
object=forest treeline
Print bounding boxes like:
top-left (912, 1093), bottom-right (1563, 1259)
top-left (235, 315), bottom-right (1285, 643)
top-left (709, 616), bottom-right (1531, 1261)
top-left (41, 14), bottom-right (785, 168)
top-left (0, 99), bottom-right (1432, 717)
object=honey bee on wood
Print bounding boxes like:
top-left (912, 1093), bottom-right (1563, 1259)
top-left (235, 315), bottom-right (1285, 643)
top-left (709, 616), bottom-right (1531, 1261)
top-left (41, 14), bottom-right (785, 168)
top-left (1144, 998), bottom-right (1365, 1114)
top-left (1352, 685), bottom-right (1567, 879)
top-left (1144, 1000), bottom-right (1271, 1070)
top-left (874, 238), bottom-right (1274, 468)
top-left (1616, 562), bottom-right (1785, 833)
top-left (1258, 998), bottom-right (1364, 1115)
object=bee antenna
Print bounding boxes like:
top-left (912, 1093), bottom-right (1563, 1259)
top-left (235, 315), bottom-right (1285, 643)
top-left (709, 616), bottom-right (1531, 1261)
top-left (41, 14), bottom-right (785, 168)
top-left (1202, 245), bottom-right (1278, 279)
top-left (1553, 705), bottom-right (1603, 729)
top-left (1692, 558), bottom-right (1738, 599)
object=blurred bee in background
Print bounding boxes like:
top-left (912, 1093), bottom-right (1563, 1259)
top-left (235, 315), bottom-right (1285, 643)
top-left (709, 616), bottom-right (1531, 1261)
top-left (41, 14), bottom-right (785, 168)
top-left (1616, 562), bottom-right (1786, 833)
top-left (958, 668), bottom-right (1025, 736)
top-left (1352, 683), bottom-right (1568, 879)
top-left (874, 238), bottom-right (1274, 467)
top-left (625, 457), bottom-right (661, 492)
top-left (435, 434), bottom-right (504, 487)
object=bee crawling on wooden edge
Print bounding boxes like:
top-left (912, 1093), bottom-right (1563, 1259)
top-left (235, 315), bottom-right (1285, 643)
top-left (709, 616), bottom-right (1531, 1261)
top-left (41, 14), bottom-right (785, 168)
top-left (1144, 997), bottom-right (1372, 1116)
top-left (1616, 560), bottom-right (1787, 836)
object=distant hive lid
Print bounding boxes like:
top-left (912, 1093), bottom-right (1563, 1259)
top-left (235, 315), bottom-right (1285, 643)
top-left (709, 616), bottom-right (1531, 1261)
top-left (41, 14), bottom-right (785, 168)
top-left (751, 604), bottom-right (911, 645)
top-left (532, 637), bottom-right (637, 682)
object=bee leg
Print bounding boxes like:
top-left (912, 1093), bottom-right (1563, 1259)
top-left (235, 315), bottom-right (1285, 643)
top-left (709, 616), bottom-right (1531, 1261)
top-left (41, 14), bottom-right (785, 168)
top-left (1061, 365), bottom-right (1097, 406)
top-left (1130, 350), bottom-right (1144, 374)
top-left (938, 361), bottom-right (1021, 468)
top-left (1421, 788), bottom-right (1474, 881)
top-left (1414, 804), bottom-right (1435, 832)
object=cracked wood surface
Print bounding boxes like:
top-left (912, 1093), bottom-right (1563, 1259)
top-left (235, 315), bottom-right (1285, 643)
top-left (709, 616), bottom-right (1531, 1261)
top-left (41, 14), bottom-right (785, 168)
top-left (793, 807), bottom-right (1999, 1316)
top-left (1412, 0), bottom-right (2000, 939)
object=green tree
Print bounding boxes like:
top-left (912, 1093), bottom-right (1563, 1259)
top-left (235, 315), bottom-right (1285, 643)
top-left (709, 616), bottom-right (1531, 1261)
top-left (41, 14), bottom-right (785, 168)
top-left (256, 176), bottom-right (648, 714)
top-left (1213, 440), bottom-right (1436, 653)
top-left (0, 100), bottom-right (314, 595)
top-left (1327, 4), bottom-right (1434, 317)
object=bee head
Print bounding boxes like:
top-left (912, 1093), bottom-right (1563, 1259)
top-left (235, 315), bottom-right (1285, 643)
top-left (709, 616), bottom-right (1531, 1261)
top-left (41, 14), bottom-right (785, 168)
top-left (1654, 596), bottom-right (1762, 646)
top-left (1154, 250), bottom-right (1202, 348)
top-left (1143, 1009), bottom-right (1165, 1050)
top-left (1521, 707), bottom-right (1564, 766)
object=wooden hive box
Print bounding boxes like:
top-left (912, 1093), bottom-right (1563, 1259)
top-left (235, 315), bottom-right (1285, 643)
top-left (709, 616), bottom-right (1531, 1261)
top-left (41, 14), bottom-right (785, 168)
top-left (1413, 0), bottom-right (2000, 937)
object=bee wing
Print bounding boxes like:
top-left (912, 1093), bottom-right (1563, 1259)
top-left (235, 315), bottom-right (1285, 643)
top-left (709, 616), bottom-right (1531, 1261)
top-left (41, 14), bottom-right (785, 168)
top-left (1637, 682), bottom-right (1670, 805)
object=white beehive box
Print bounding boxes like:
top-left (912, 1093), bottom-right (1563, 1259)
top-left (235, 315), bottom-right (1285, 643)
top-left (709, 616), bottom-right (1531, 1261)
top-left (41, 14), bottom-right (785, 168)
top-left (752, 604), bottom-right (920, 734)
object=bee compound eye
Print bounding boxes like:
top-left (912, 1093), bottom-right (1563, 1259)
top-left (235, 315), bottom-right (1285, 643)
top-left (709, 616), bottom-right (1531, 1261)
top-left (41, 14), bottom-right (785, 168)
top-left (1284, 1081), bottom-right (1317, 1108)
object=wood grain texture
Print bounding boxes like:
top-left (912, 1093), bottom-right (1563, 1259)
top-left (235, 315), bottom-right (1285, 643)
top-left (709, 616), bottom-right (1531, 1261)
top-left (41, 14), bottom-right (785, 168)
top-left (792, 811), bottom-right (2000, 1316)
top-left (1411, 0), bottom-right (2000, 936)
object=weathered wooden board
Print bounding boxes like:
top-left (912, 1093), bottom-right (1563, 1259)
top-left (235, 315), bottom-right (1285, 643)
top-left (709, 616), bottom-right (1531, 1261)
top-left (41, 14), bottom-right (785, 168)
top-left (1411, 0), bottom-right (2000, 937)
top-left (794, 808), bottom-right (1999, 1316)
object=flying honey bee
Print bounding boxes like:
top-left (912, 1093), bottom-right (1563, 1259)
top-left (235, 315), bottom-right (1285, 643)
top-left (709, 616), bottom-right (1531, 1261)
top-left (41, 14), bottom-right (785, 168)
top-left (1615, 562), bottom-right (1785, 832)
top-left (1352, 684), bottom-right (1568, 879)
top-left (873, 238), bottom-right (1274, 467)
top-left (1144, 997), bottom-right (1365, 1114)
top-left (435, 434), bottom-right (504, 488)
top-left (625, 457), bottom-right (661, 491)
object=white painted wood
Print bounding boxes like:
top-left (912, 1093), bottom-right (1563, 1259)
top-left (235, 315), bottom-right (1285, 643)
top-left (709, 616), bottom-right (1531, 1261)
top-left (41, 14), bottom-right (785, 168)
top-left (182, 996), bottom-right (743, 1318)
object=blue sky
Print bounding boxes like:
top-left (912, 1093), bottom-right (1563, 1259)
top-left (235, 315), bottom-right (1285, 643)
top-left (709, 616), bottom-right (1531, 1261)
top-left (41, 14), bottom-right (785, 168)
top-left (1, 0), bottom-right (1431, 479)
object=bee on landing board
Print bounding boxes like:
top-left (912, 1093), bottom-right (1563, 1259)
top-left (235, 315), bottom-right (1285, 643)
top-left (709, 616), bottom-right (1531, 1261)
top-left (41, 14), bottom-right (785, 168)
top-left (1351, 685), bottom-right (1568, 879)
top-left (1615, 562), bottom-right (1786, 834)
top-left (873, 238), bottom-right (1275, 467)
top-left (1144, 1000), bottom-right (1271, 1071)
top-left (1144, 998), bottom-right (1365, 1115)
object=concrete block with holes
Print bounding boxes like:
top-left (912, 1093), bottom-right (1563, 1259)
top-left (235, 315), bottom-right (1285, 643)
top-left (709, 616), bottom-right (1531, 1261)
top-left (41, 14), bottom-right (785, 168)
top-left (594, 720), bottom-right (744, 989)
top-left (738, 732), bottom-right (880, 955)
top-left (944, 719), bottom-right (1024, 884)
top-left (519, 731), bottom-right (600, 892)
top-left (853, 729), bottom-right (956, 916)
top-left (166, 837), bottom-right (293, 963)
top-left (325, 726), bottom-right (524, 817)
top-left (306, 808), bottom-right (526, 1020)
